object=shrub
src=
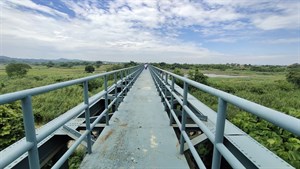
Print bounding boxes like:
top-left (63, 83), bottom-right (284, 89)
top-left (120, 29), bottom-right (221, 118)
top-left (85, 65), bottom-right (95, 73)
top-left (88, 78), bottom-right (103, 91)
top-left (5, 63), bottom-right (32, 77)
top-left (189, 69), bottom-right (208, 85)
top-left (106, 64), bottom-right (123, 71)
top-left (0, 103), bottom-right (24, 150)
top-left (286, 64), bottom-right (300, 87)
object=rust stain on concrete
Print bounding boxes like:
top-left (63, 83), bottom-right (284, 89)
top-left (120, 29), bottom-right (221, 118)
top-left (119, 123), bottom-right (128, 127)
top-left (100, 129), bottom-right (114, 143)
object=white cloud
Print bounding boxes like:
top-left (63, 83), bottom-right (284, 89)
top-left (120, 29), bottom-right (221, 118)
top-left (253, 13), bottom-right (299, 30)
top-left (208, 38), bottom-right (236, 43)
top-left (1, 0), bottom-right (224, 62)
top-left (261, 38), bottom-right (300, 44)
top-left (0, 0), bottom-right (299, 64)
top-left (4, 0), bottom-right (68, 18)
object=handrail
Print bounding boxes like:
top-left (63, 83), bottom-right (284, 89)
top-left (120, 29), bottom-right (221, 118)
top-left (0, 65), bottom-right (143, 169)
top-left (149, 65), bottom-right (299, 169)
top-left (152, 66), bottom-right (299, 136)
top-left (0, 66), bottom-right (139, 104)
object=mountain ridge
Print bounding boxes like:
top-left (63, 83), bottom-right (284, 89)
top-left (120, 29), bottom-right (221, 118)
top-left (0, 56), bottom-right (84, 64)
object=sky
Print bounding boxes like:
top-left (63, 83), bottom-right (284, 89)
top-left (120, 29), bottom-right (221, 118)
top-left (0, 0), bottom-right (299, 65)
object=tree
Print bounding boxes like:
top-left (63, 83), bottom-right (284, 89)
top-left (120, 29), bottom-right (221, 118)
top-left (106, 64), bottom-right (123, 71)
top-left (286, 63), bottom-right (300, 87)
top-left (95, 61), bottom-right (103, 68)
top-left (5, 63), bottom-right (31, 77)
top-left (159, 62), bottom-right (167, 68)
top-left (46, 61), bottom-right (55, 68)
top-left (85, 65), bottom-right (95, 73)
top-left (124, 61), bottom-right (137, 68)
top-left (189, 69), bottom-right (208, 85)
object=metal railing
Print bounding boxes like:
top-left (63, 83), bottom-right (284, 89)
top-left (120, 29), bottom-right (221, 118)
top-left (0, 65), bottom-right (143, 169)
top-left (149, 66), bottom-right (300, 169)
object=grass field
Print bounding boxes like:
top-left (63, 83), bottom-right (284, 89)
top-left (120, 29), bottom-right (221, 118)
top-left (0, 64), bottom-right (119, 125)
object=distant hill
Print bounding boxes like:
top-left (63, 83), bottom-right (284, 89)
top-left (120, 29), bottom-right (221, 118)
top-left (0, 56), bottom-right (84, 64)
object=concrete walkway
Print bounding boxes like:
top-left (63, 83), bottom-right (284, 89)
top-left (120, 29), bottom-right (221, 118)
top-left (80, 69), bottom-right (189, 169)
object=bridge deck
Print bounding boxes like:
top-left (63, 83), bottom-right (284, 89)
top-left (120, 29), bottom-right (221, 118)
top-left (80, 70), bottom-right (189, 169)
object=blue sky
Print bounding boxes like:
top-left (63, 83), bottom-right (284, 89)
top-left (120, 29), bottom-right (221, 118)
top-left (0, 0), bottom-right (299, 64)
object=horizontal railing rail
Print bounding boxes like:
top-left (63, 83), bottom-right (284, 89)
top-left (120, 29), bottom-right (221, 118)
top-left (0, 65), bottom-right (143, 169)
top-left (149, 65), bottom-right (299, 169)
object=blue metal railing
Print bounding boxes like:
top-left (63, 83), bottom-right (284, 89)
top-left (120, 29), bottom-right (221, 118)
top-left (149, 66), bottom-right (299, 169)
top-left (0, 65), bottom-right (143, 169)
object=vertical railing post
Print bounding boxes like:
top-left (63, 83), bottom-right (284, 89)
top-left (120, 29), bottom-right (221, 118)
top-left (21, 96), bottom-right (40, 169)
top-left (83, 81), bottom-right (92, 154)
top-left (164, 73), bottom-right (168, 110)
top-left (104, 75), bottom-right (109, 126)
top-left (124, 70), bottom-right (128, 95)
top-left (157, 74), bottom-right (161, 96)
top-left (114, 72), bottom-right (118, 111)
top-left (169, 76), bottom-right (175, 126)
top-left (164, 73), bottom-right (168, 95)
top-left (155, 70), bottom-right (160, 93)
top-left (159, 71), bottom-right (163, 95)
top-left (121, 71), bottom-right (124, 95)
top-left (180, 81), bottom-right (188, 154)
top-left (212, 98), bottom-right (227, 169)
top-left (128, 70), bottom-right (131, 88)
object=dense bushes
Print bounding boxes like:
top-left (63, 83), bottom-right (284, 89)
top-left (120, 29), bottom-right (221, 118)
top-left (106, 64), bottom-right (124, 71)
top-left (5, 63), bottom-right (32, 77)
top-left (33, 86), bottom-right (84, 123)
top-left (0, 103), bottom-right (24, 150)
top-left (85, 65), bottom-right (95, 73)
top-left (188, 69), bottom-right (208, 85)
top-left (191, 76), bottom-right (300, 168)
top-left (286, 63), bottom-right (300, 87)
top-left (232, 113), bottom-right (300, 168)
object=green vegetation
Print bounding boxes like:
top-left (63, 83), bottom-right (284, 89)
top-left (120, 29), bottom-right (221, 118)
top-left (68, 147), bottom-right (86, 169)
top-left (286, 63), bottom-right (300, 87)
top-left (0, 103), bottom-right (24, 150)
top-left (5, 63), bottom-right (32, 77)
top-left (188, 69), bottom-right (208, 85)
top-left (157, 63), bottom-right (300, 168)
top-left (85, 65), bottom-right (95, 73)
top-left (198, 77), bottom-right (300, 168)
top-left (0, 61), bottom-right (299, 168)
top-left (0, 62), bottom-right (138, 151)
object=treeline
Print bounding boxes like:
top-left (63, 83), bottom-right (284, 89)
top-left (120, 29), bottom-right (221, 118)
top-left (32, 60), bottom-right (139, 69)
top-left (42, 61), bottom-right (103, 68)
top-left (152, 62), bottom-right (287, 72)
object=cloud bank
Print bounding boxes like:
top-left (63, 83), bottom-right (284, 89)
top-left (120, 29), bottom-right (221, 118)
top-left (1, 0), bottom-right (299, 64)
